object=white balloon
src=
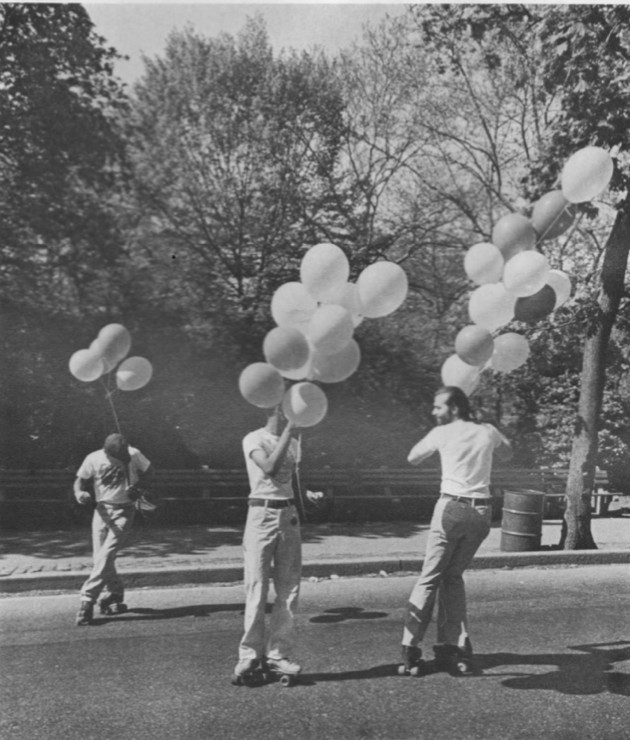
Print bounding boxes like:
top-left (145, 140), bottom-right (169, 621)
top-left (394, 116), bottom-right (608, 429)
top-left (116, 356), bottom-right (153, 391)
top-left (94, 324), bottom-right (131, 366)
top-left (280, 357), bottom-right (312, 381)
top-left (547, 269), bottom-right (572, 308)
top-left (238, 362), bottom-right (285, 408)
top-left (307, 304), bottom-right (354, 356)
top-left (490, 333), bottom-right (530, 373)
top-left (464, 242), bottom-right (504, 285)
top-left (282, 382), bottom-right (328, 427)
top-left (503, 251), bottom-right (550, 298)
top-left (357, 261), bottom-right (408, 318)
top-left (561, 146), bottom-right (614, 203)
top-left (441, 354), bottom-right (481, 396)
top-left (323, 282), bottom-right (363, 327)
top-left (309, 339), bottom-right (361, 383)
top-left (89, 339), bottom-right (116, 374)
top-left (263, 327), bottom-right (310, 372)
top-left (271, 282), bottom-right (317, 333)
top-left (468, 283), bottom-right (516, 332)
top-left (69, 349), bottom-right (104, 383)
top-left (300, 243), bottom-right (349, 303)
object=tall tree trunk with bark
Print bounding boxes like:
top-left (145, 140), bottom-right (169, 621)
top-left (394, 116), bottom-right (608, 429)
top-left (562, 197), bottom-right (630, 549)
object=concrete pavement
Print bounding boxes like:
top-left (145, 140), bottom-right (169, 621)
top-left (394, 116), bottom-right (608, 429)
top-left (1, 509), bottom-right (628, 594)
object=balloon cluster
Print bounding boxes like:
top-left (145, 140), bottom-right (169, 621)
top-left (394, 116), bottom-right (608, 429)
top-left (239, 243), bottom-right (408, 426)
top-left (69, 323), bottom-right (153, 392)
top-left (443, 146), bottom-right (614, 396)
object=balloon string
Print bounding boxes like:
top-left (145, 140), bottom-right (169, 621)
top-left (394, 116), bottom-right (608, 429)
top-left (100, 376), bottom-right (121, 434)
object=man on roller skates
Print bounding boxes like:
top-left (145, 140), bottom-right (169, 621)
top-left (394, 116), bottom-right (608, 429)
top-left (233, 405), bottom-right (322, 686)
top-left (399, 386), bottom-right (511, 676)
top-left (73, 433), bottom-right (152, 626)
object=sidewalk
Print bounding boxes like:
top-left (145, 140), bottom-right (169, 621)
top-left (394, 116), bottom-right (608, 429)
top-left (1, 515), bottom-right (628, 594)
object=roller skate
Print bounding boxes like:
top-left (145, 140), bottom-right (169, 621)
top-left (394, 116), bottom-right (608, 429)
top-left (397, 645), bottom-right (427, 677)
top-left (264, 656), bottom-right (301, 687)
top-left (433, 641), bottom-right (474, 676)
top-left (99, 594), bottom-right (128, 616)
top-left (75, 600), bottom-right (94, 626)
top-left (231, 658), bottom-right (265, 687)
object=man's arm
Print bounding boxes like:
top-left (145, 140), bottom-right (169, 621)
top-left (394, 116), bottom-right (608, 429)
top-left (250, 421), bottom-right (297, 477)
top-left (73, 476), bottom-right (93, 505)
top-left (494, 436), bottom-right (513, 462)
top-left (407, 434), bottom-right (437, 466)
top-left (488, 424), bottom-right (513, 462)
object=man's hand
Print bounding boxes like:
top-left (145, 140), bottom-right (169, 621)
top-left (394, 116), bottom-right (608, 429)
top-left (306, 490), bottom-right (327, 506)
top-left (126, 484), bottom-right (143, 502)
top-left (74, 490), bottom-right (93, 506)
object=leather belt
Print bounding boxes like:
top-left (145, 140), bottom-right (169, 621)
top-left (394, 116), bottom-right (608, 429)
top-left (248, 498), bottom-right (295, 509)
top-left (442, 494), bottom-right (491, 507)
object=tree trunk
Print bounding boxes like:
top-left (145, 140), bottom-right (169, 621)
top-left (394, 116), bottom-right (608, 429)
top-left (562, 198), bottom-right (630, 549)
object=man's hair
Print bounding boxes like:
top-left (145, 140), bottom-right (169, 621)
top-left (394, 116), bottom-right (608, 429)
top-left (436, 386), bottom-right (475, 421)
top-left (103, 433), bottom-right (130, 463)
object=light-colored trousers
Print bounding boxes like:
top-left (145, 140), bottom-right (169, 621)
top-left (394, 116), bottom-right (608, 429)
top-left (239, 503), bottom-right (302, 660)
top-left (403, 496), bottom-right (491, 649)
top-left (80, 503), bottom-right (135, 603)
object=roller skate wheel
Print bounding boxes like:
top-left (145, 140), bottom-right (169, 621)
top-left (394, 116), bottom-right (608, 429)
top-left (397, 665), bottom-right (407, 676)
top-left (455, 661), bottom-right (472, 676)
top-left (231, 675), bottom-right (244, 686)
top-left (409, 665), bottom-right (421, 677)
top-left (279, 674), bottom-right (292, 687)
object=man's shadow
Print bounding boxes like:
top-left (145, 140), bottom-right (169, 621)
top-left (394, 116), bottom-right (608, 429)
top-left (471, 641), bottom-right (630, 696)
top-left (97, 603), bottom-right (247, 623)
top-left (299, 641), bottom-right (630, 692)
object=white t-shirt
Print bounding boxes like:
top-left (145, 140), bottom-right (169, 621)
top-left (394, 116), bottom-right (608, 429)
top-left (242, 427), bottom-right (298, 500)
top-left (408, 419), bottom-right (509, 498)
top-left (76, 447), bottom-right (151, 505)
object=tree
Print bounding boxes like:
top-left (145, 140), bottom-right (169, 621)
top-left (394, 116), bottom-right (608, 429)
top-left (0, 4), bottom-right (135, 467)
top-left (534, 5), bottom-right (630, 548)
top-left (0, 3), bottom-right (130, 316)
top-left (127, 17), bottom-right (349, 357)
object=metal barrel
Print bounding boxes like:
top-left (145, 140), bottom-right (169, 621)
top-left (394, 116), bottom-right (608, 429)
top-left (500, 489), bottom-right (546, 552)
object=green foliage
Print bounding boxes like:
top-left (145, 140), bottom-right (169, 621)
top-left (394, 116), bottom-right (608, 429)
top-left (0, 3), bottom-right (130, 316)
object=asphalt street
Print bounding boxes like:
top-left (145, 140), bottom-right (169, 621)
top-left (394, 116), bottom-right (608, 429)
top-left (1, 564), bottom-right (629, 740)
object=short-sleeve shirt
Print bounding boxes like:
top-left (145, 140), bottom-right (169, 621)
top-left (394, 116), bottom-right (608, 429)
top-left (409, 419), bottom-right (508, 498)
top-left (76, 447), bottom-right (151, 505)
top-left (242, 428), bottom-right (298, 500)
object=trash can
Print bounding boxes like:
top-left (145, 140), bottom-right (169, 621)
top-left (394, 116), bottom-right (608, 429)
top-left (500, 489), bottom-right (545, 552)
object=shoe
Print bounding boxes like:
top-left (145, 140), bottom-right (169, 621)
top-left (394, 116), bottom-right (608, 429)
top-left (401, 645), bottom-right (423, 670)
top-left (234, 658), bottom-right (260, 677)
top-left (433, 643), bottom-right (474, 675)
top-left (231, 658), bottom-right (264, 686)
top-left (76, 601), bottom-right (94, 626)
top-left (398, 645), bottom-right (425, 675)
top-left (265, 656), bottom-right (301, 675)
top-left (99, 594), bottom-right (128, 615)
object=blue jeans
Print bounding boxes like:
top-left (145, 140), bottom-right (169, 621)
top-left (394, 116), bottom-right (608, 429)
top-left (80, 503), bottom-right (135, 603)
top-left (239, 503), bottom-right (302, 660)
top-left (403, 496), bottom-right (491, 649)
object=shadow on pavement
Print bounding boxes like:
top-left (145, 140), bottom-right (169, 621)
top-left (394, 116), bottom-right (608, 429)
top-left (297, 641), bottom-right (630, 694)
top-left (101, 603), bottom-right (249, 622)
top-left (477, 641), bottom-right (630, 696)
top-left (309, 606), bottom-right (389, 623)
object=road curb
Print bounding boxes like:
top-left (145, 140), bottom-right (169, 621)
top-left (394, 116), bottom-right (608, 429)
top-left (1, 549), bottom-right (629, 595)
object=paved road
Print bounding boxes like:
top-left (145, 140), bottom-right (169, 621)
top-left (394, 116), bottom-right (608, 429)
top-left (1, 565), bottom-right (629, 740)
